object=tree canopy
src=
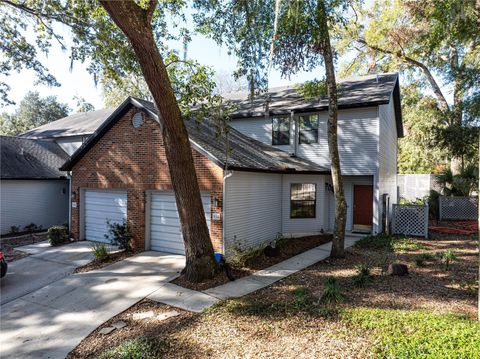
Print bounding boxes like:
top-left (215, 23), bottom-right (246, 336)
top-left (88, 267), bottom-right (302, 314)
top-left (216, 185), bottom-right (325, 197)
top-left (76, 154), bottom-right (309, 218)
top-left (0, 91), bottom-right (70, 135)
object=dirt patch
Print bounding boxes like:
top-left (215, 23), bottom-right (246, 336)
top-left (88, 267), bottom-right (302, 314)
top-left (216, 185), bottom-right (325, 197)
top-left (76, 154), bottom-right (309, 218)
top-left (74, 251), bottom-right (134, 273)
top-left (69, 234), bottom-right (478, 359)
top-left (173, 234), bottom-right (332, 291)
top-left (0, 232), bottom-right (48, 261)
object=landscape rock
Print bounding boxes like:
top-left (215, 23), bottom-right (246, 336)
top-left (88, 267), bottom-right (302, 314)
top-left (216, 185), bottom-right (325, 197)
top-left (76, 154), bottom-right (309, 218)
top-left (388, 263), bottom-right (409, 276)
top-left (132, 310), bottom-right (155, 320)
top-left (156, 311), bottom-right (180, 321)
top-left (98, 326), bottom-right (115, 335)
top-left (112, 320), bottom-right (127, 329)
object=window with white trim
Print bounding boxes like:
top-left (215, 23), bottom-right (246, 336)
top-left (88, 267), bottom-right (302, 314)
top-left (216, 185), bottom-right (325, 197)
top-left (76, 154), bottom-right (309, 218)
top-left (290, 183), bottom-right (316, 218)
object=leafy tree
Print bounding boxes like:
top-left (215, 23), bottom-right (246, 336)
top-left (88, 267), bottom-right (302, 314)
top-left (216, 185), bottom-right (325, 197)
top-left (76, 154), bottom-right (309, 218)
top-left (195, 0), bottom-right (349, 257)
top-left (0, 91), bottom-right (70, 135)
top-left (341, 0), bottom-right (480, 173)
top-left (74, 95), bottom-right (95, 113)
top-left (0, 0), bottom-right (220, 281)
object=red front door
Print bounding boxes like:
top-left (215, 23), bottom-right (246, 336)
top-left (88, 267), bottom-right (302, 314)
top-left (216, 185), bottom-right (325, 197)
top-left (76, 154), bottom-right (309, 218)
top-left (353, 185), bottom-right (373, 227)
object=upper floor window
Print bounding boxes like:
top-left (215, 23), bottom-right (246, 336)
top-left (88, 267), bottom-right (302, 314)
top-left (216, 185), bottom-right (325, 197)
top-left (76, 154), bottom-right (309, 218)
top-left (299, 114), bottom-right (319, 144)
top-left (290, 183), bottom-right (316, 218)
top-left (272, 117), bottom-right (290, 145)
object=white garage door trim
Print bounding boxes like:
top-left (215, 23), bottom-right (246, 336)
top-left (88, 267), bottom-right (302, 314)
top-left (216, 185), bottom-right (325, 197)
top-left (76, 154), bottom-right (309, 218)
top-left (147, 191), bottom-right (211, 255)
top-left (83, 189), bottom-right (127, 243)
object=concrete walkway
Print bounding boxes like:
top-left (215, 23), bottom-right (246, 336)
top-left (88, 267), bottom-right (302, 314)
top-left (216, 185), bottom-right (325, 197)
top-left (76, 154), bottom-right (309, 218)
top-left (0, 251), bottom-right (185, 359)
top-left (1, 240), bottom-right (119, 305)
top-left (148, 235), bottom-right (363, 312)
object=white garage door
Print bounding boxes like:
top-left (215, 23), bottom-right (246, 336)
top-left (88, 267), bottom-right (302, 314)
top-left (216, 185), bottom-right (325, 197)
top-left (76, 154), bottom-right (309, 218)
top-left (150, 192), bottom-right (211, 254)
top-left (85, 190), bottom-right (127, 243)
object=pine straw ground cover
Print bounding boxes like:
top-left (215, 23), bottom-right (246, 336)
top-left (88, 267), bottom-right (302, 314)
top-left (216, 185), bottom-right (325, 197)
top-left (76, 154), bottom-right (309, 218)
top-left (69, 234), bottom-right (480, 359)
top-left (0, 232), bottom-right (48, 261)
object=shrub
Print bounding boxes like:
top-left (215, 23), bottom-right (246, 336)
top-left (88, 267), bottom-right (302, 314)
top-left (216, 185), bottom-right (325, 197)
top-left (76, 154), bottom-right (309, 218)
top-left (353, 264), bottom-right (372, 287)
top-left (99, 337), bottom-right (166, 359)
top-left (25, 223), bottom-right (40, 233)
top-left (414, 253), bottom-right (435, 267)
top-left (105, 220), bottom-right (132, 251)
top-left (48, 225), bottom-right (69, 246)
top-left (441, 250), bottom-right (457, 271)
top-left (294, 286), bottom-right (310, 308)
top-left (321, 276), bottom-right (344, 304)
top-left (10, 225), bottom-right (19, 234)
top-left (355, 234), bottom-right (395, 250)
top-left (91, 243), bottom-right (109, 261)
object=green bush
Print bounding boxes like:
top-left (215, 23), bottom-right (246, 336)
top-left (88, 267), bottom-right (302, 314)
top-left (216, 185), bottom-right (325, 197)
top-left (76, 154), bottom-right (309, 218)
top-left (353, 264), bottom-right (372, 287)
top-left (47, 225), bottom-right (69, 246)
top-left (10, 225), bottom-right (19, 234)
top-left (321, 276), bottom-right (344, 304)
top-left (99, 337), bottom-right (166, 359)
top-left (343, 308), bottom-right (480, 358)
top-left (91, 243), bottom-right (109, 261)
top-left (355, 234), bottom-right (395, 250)
top-left (392, 238), bottom-right (427, 252)
top-left (105, 220), bottom-right (132, 251)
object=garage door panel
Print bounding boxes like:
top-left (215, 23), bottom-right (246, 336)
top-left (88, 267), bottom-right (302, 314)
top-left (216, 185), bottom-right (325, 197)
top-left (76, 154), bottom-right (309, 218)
top-left (150, 192), bottom-right (211, 254)
top-left (85, 190), bottom-right (127, 244)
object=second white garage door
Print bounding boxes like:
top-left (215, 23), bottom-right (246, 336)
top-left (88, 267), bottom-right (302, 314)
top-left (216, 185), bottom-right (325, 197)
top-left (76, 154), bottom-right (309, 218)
top-left (84, 190), bottom-right (127, 243)
top-left (150, 192), bottom-right (211, 254)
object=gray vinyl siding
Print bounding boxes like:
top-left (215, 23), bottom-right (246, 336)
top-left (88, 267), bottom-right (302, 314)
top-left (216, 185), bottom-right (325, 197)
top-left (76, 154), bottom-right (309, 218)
top-left (230, 107), bottom-right (379, 175)
top-left (378, 96), bottom-right (398, 230)
top-left (0, 180), bottom-right (69, 234)
top-left (230, 117), bottom-right (293, 154)
top-left (281, 174), bottom-right (327, 235)
top-left (224, 171), bottom-right (282, 257)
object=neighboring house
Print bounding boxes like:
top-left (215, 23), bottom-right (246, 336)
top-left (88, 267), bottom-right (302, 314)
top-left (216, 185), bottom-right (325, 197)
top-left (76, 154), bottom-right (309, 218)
top-left (0, 136), bottom-right (69, 235)
top-left (57, 72), bottom-right (402, 256)
top-left (21, 108), bottom-right (115, 155)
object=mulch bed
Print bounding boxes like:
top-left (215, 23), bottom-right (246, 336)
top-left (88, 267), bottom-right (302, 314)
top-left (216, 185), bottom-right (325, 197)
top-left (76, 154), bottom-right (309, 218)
top-left (69, 233), bottom-right (478, 359)
top-left (74, 251), bottom-right (134, 273)
top-left (172, 234), bottom-right (332, 291)
top-left (0, 232), bottom-right (48, 262)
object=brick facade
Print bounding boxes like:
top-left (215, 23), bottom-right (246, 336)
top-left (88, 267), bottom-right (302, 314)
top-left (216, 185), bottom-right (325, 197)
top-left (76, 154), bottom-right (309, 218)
top-left (70, 108), bottom-right (224, 252)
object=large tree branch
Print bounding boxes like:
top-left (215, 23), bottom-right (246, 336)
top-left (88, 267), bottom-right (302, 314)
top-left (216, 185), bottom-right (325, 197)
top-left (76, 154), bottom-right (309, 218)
top-left (357, 38), bottom-right (450, 112)
top-left (146, 0), bottom-right (158, 23)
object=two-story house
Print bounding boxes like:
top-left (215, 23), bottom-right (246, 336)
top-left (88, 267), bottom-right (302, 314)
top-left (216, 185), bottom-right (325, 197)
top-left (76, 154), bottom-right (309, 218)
top-left (20, 73), bottom-right (401, 256)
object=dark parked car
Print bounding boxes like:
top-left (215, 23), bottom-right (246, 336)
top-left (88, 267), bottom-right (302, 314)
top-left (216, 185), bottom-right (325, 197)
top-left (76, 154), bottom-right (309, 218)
top-left (0, 251), bottom-right (7, 278)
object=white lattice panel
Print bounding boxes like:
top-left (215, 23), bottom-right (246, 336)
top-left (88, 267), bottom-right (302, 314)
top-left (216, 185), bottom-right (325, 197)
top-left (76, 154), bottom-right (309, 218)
top-left (439, 197), bottom-right (478, 220)
top-left (392, 204), bottom-right (428, 238)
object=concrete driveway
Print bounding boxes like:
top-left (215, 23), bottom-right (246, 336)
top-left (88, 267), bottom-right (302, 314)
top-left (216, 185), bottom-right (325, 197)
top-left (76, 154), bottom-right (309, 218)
top-left (0, 251), bottom-right (185, 359)
top-left (1, 240), bottom-right (117, 305)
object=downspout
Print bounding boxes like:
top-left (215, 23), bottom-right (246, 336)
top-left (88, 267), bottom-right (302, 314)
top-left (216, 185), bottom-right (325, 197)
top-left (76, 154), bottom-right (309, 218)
top-left (67, 171), bottom-right (72, 239)
top-left (292, 110), bottom-right (298, 156)
top-left (222, 170), bottom-right (234, 255)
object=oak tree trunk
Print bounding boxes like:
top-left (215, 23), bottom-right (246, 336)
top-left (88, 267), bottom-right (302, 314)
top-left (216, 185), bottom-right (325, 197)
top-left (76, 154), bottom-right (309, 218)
top-left (100, 0), bottom-right (217, 282)
top-left (317, 1), bottom-right (347, 258)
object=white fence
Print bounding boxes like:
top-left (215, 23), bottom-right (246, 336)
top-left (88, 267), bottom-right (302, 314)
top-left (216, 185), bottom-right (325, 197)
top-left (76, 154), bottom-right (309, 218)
top-left (392, 204), bottom-right (429, 238)
top-left (439, 197), bottom-right (478, 220)
top-left (397, 174), bottom-right (440, 201)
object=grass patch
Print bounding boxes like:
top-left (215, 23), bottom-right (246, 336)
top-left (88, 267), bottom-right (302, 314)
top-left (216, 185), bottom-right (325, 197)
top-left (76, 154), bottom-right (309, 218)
top-left (343, 308), bottom-right (480, 358)
top-left (355, 234), bottom-right (427, 252)
top-left (99, 337), bottom-right (166, 359)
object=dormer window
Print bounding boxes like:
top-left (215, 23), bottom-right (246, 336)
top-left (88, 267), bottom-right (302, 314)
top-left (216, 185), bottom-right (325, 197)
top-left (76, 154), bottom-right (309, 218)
top-left (272, 116), bottom-right (290, 145)
top-left (299, 114), bottom-right (319, 144)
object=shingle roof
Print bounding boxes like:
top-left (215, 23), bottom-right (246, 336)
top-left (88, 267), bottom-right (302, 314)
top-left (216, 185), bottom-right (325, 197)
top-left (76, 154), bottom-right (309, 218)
top-left (225, 73), bottom-right (399, 117)
top-left (1, 136), bottom-right (69, 179)
top-left (61, 97), bottom-right (329, 174)
top-left (20, 108), bottom-right (115, 139)
top-left (21, 73), bottom-right (402, 139)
